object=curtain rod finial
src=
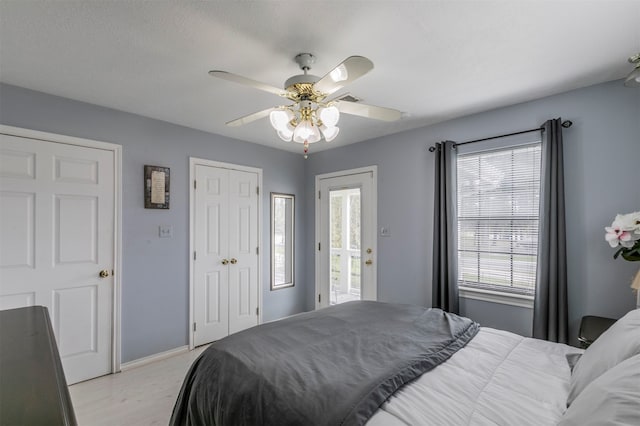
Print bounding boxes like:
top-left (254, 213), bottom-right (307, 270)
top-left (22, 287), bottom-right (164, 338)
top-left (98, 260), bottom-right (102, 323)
top-left (561, 120), bottom-right (573, 128)
top-left (428, 146), bottom-right (436, 152)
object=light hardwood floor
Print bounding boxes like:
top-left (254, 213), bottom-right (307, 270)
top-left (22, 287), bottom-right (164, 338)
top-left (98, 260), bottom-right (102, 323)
top-left (69, 346), bottom-right (208, 426)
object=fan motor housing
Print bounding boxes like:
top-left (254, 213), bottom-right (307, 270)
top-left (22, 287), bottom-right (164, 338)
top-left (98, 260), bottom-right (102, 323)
top-left (285, 75), bottom-right (323, 101)
top-left (284, 74), bottom-right (320, 88)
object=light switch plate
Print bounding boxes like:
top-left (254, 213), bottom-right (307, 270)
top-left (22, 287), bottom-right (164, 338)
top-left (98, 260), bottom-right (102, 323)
top-left (159, 225), bottom-right (173, 238)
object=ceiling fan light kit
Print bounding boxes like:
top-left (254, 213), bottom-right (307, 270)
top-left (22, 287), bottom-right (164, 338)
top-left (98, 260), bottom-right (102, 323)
top-left (318, 105), bottom-right (340, 127)
top-left (624, 53), bottom-right (640, 88)
top-left (209, 53), bottom-right (403, 157)
top-left (319, 124), bottom-right (339, 142)
top-left (269, 109), bottom-right (294, 131)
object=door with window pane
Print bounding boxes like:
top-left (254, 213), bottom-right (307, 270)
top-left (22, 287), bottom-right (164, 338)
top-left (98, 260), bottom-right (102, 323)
top-left (316, 168), bottom-right (376, 308)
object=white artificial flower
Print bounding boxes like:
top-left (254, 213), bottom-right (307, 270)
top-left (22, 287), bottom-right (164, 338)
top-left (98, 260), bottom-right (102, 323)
top-left (605, 211), bottom-right (640, 248)
top-left (612, 212), bottom-right (640, 239)
top-left (606, 211), bottom-right (640, 264)
top-left (604, 211), bottom-right (640, 248)
top-left (628, 211), bottom-right (640, 235)
top-left (605, 225), bottom-right (634, 247)
top-left (613, 213), bottom-right (634, 230)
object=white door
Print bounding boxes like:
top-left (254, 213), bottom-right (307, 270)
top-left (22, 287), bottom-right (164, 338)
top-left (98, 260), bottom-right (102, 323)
top-left (193, 163), bottom-right (259, 346)
top-left (0, 133), bottom-right (115, 385)
top-left (227, 170), bottom-right (259, 335)
top-left (316, 167), bottom-right (377, 308)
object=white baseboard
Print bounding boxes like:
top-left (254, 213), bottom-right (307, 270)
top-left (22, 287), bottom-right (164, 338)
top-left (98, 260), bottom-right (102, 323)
top-left (120, 345), bottom-right (189, 372)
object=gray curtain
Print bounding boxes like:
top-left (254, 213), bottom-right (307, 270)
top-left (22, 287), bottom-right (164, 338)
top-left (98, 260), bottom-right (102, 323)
top-left (533, 118), bottom-right (568, 343)
top-left (432, 141), bottom-right (459, 314)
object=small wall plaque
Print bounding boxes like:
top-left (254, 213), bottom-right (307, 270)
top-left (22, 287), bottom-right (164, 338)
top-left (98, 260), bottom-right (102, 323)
top-left (144, 165), bottom-right (170, 209)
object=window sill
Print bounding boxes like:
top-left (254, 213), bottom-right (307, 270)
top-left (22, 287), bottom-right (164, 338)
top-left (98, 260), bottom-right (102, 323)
top-left (459, 286), bottom-right (534, 309)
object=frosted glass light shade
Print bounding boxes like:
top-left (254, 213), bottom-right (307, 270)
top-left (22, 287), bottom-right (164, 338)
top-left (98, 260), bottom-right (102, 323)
top-left (269, 109), bottom-right (294, 131)
top-left (276, 121), bottom-right (295, 141)
top-left (293, 120), bottom-right (313, 140)
top-left (318, 106), bottom-right (340, 127)
top-left (624, 66), bottom-right (640, 87)
top-left (320, 125), bottom-right (339, 142)
top-left (330, 64), bottom-right (348, 82)
top-left (293, 120), bottom-right (321, 144)
top-left (308, 124), bottom-right (321, 143)
top-left (277, 128), bottom-right (293, 141)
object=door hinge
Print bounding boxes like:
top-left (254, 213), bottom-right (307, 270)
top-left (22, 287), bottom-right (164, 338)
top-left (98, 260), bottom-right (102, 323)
top-left (318, 242), bottom-right (321, 251)
top-left (194, 180), bottom-right (197, 190)
top-left (256, 247), bottom-right (259, 255)
top-left (318, 190), bottom-right (321, 199)
top-left (193, 322), bottom-right (197, 332)
top-left (193, 251), bottom-right (196, 261)
top-left (256, 307), bottom-right (259, 316)
top-left (256, 186), bottom-right (259, 195)
top-left (318, 294), bottom-right (321, 303)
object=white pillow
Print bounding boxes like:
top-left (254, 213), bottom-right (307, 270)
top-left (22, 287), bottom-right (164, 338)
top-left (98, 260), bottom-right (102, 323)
top-left (567, 308), bottom-right (640, 406)
top-left (559, 354), bottom-right (640, 426)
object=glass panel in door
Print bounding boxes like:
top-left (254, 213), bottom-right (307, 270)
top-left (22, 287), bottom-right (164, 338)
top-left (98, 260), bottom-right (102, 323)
top-left (329, 188), bottom-right (361, 305)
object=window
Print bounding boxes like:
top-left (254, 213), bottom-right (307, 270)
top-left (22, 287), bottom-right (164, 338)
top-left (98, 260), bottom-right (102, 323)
top-left (330, 189), bottom-right (362, 304)
top-left (271, 193), bottom-right (294, 290)
top-left (457, 143), bottom-right (541, 296)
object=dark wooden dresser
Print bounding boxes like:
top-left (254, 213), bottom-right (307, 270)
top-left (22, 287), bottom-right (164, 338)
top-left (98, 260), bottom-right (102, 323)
top-left (0, 306), bottom-right (77, 425)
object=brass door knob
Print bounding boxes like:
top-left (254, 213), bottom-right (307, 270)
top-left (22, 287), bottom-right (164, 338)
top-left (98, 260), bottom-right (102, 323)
top-left (99, 269), bottom-right (110, 278)
top-left (221, 259), bottom-right (229, 265)
top-left (365, 260), bottom-right (373, 265)
top-left (230, 258), bottom-right (238, 265)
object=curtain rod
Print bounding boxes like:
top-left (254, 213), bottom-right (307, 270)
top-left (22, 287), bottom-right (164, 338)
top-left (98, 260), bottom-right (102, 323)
top-left (427, 120), bottom-right (573, 152)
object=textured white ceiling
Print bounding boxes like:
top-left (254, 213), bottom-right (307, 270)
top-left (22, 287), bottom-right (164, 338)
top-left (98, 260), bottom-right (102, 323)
top-left (0, 1), bottom-right (638, 153)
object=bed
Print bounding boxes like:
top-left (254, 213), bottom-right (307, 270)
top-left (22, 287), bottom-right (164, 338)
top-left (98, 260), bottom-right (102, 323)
top-left (170, 301), bottom-right (640, 426)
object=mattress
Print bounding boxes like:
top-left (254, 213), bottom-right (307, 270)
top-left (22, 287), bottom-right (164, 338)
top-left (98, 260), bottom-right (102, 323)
top-left (367, 327), bottom-right (582, 426)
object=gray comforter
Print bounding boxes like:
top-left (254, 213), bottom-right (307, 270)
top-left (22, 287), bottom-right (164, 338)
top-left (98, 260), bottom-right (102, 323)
top-left (170, 301), bottom-right (479, 426)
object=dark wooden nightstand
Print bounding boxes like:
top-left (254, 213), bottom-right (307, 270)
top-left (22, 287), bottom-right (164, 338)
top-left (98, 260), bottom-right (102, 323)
top-left (0, 306), bottom-right (77, 425)
top-left (578, 315), bottom-right (616, 349)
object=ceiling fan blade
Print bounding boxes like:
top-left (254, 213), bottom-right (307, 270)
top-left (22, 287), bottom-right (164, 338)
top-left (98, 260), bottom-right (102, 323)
top-left (226, 107), bottom-right (276, 127)
top-left (314, 56), bottom-right (374, 96)
top-left (336, 100), bottom-right (402, 122)
top-left (209, 70), bottom-right (290, 97)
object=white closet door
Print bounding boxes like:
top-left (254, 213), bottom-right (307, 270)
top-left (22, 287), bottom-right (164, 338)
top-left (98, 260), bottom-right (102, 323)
top-left (193, 165), bottom-right (259, 346)
top-left (228, 169), bottom-right (258, 335)
top-left (193, 165), bottom-right (230, 346)
top-left (0, 134), bottom-right (114, 384)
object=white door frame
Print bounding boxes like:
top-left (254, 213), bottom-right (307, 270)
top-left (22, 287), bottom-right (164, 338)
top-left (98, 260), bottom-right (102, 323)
top-left (188, 157), bottom-right (263, 350)
top-left (0, 124), bottom-right (123, 373)
top-left (315, 166), bottom-right (377, 309)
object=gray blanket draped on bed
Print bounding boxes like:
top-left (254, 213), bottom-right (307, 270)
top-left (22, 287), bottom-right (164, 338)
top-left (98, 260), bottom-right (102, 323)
top-left (170, 301), bottom-right (479, 426)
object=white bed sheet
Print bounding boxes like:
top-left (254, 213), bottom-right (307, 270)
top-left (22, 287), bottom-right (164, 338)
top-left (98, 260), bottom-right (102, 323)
top-left (367, 327), bottom-right (582, 426)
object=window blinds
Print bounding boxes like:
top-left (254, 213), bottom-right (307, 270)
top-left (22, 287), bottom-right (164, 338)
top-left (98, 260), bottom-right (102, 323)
top-left (457, 144), bottom-right (541, 295)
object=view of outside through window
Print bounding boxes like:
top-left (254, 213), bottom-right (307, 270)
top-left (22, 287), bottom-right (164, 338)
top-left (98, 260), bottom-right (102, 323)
top-left (273, 196), bottom-right (292, 286)
top-left (457, 144), bottom-right (541, 295)
top-left (330, 188), bottom-right (361, 305)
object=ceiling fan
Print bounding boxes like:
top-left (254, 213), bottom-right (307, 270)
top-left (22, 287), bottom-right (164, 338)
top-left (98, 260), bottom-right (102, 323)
top-left (209, 53), bottom-right (403, 157)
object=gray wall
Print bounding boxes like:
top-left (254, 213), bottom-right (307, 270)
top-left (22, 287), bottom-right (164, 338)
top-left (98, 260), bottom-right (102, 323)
top-left (0, 83), bottom-right (308, 362)
top-left (305, 79), bottom-right (640, 344)
top-left (2, 79), bottom-right (638, 359)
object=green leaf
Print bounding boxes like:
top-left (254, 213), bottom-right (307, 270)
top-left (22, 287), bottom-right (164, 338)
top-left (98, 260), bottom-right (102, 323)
top-left (621, 251), bottom-right (640, 262)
